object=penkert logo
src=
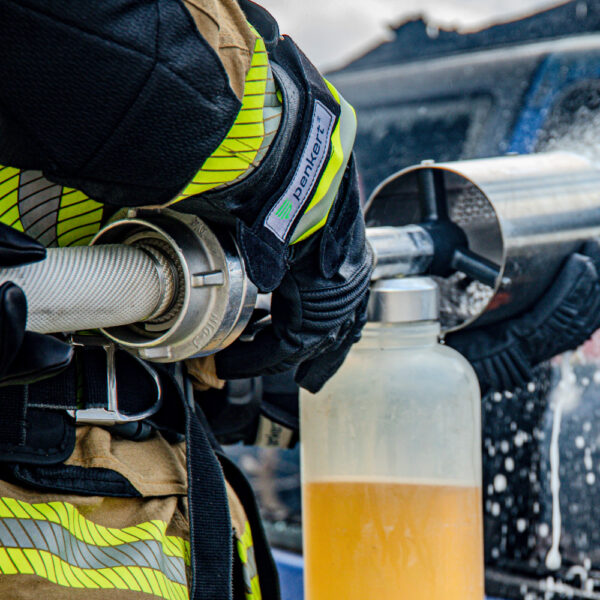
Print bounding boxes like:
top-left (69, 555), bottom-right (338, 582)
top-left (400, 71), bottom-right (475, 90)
top-left (265, 101), bottom-right (335, 241)
top-left (275, 198), bottom-right (293, 219)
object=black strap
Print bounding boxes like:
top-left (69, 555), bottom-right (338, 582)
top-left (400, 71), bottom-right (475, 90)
top-left (154, 367), bottom-right (282, 599)
top-left (0, 353), bottom-right (280, 599)
top-left (156, 366), bottom-right (234, 600)
top-left (218, 451), bottom-right (282, 599)
top-left (0, 346), bottom-right (162, 463)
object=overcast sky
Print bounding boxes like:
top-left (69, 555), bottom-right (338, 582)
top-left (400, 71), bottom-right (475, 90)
top-left (258, 0), bottom-right (570, 70)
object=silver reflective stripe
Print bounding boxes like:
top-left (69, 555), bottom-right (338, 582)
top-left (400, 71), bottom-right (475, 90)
top-left (17, 170), bottom-right (62, 247)
top-left (290, 90), bottom-right (357, 244)
top-left (0, 517), bottom-right (186, 586)
top-left (264, 100), bottom-right (336, 241)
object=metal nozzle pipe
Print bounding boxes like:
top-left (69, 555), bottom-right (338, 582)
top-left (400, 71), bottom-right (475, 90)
top-left (367, 225), bottom-right (434, 280)
top-left (366, 152), bottom-right (600, 330)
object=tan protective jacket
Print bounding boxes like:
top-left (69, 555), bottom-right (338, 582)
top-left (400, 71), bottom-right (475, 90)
top-left (0, 2), bottom-right (263, 598)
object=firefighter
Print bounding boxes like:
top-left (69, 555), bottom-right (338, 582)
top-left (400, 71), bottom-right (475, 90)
top-left (0, 2), bottom-right (599, 599)
top-left (0, 1), bottom-right (371, 598)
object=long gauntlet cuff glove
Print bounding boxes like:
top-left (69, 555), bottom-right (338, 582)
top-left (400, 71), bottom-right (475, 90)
top-left (0, 223), bottom-right (73, 385)
top-left (215, 159), bottom-right (373, 392)
top-left (446, 240), bottom-right (600, 394)
top-left (172, 2), bottom-right (373, 391)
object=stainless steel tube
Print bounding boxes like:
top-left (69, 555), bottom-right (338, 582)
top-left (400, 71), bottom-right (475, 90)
top-left (367, 152), bottom-right (600, 330)
top-left (4, 224), bottom-right (435, 336)
top-left (367, 225), bottom-right (434, 280)
top-left (0, 245), bottom-right (169, 333)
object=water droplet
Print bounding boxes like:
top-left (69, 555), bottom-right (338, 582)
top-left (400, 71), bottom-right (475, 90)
top-left (505, 457), bottom-right (515, 472)
top-left (576, 436), bottom-right (585, 449)
top-left (587, 472), bottom-right (596, 485)
top-left (539, 523), bottom-right (550, 537)
top-left (494, 474), bottom-right (507, 493)
top-left (584, 448), bottom-right (593, 470)
top-left (425, 24), bottom-right (439, 39)
top-left (517, 519), bottom-right (527, 532)
top-left (514, 431), bottom-right (528, 447)
top-left (546, 549), bottom-right (561, 570)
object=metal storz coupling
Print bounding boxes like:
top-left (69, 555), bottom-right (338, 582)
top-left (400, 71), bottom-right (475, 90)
top-left (89, 209), bottom-right (257, 362)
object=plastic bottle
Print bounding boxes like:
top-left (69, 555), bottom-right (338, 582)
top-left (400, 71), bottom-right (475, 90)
top-left (300, 277), bottom-right (483, 600)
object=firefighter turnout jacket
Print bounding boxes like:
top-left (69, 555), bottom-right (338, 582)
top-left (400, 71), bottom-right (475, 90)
top-left (0, 0), bottom-right (362, 598)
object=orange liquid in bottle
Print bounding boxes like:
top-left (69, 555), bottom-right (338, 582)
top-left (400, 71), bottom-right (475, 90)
top-left (303, 478), bottom-right (484, 600)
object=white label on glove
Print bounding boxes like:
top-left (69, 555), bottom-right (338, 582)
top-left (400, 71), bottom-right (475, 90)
top-left (265, 100), bottom-right (335, 241)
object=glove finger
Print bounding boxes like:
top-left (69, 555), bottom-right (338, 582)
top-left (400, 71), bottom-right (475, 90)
top-left (0, 282), bottom-right (27, 376)
top-left (296, 295), bottom-right (369, 393)
top-left (0, 222), bottom-right (46, 266)
top-left (581, 237), bottom-right (600, 274)
top-left (0, 332), bottom-right (73, 386)
top-left (479, 356), bottom-right (503, 393)
top-left (517, 253), bottom-right (596, 329)
top-left (296, 335), bottom-right (354, 393)
top-left (500, 347), bottom-right (533, 391)
top-left (215, 326), bottom-right (299, 380)
top-left (517, 254), bottom-right (600, 362)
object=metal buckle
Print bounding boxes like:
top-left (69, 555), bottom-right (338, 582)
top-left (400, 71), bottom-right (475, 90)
top-left (66, 336), bottom-right (162, 426)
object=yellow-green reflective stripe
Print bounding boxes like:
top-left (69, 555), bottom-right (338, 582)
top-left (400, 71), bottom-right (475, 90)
top-left (170, 28), bottom-right (270, 205)
top-left (0, 517), bottom-right (187, 580)
top-left (56, 185), bottom-right (103, 247)
top-left (0, 497), bottom-right (189, 598)
top-left (236, 521), bottom-right (261, 600)
top-left (0, 551), bottom-right (189, 600)
top-left (0, 166), bottom-right (23, 232)
top-left (290, 80), bottom-right (357, 244)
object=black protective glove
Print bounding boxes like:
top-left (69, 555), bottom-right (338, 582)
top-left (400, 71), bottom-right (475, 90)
top-left (0, 223), bottom-right (73, 385)
top-left (446, 240), bottom-right (600, 393)
top-left (172, 12), bottom-right (373, 392)
top-left (215, 160), bottom-right (373, 393)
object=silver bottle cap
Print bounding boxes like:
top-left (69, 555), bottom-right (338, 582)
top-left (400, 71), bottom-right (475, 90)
top-left (367, 277), bottom-right (440, 323)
